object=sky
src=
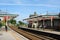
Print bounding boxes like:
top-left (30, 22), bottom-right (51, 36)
top-left (0, 0), bottom-right (60, 22)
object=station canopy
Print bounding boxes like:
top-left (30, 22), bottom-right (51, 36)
top-left (0, 10), bottom-right (18, 21)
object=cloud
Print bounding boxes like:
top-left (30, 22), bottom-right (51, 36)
top-left (0, 0), bottom-right (22, 4)
top-left (12, 0), bottom-right (21, 4)
top-left (47, 0), bottom-right (60, 4)
top-left (0, 0), bottom-right (60, 8)
top-left (0, 3), bottom-right (60, 8)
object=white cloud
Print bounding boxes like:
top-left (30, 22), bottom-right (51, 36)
top-left (47, 0), bottom-right (60, 4)
top-left (0, 0), bottom-right (22, 4)
top-left (0, 3), bottom-right (60, 8)
top-left (0, 0), bottom-right (60, 8)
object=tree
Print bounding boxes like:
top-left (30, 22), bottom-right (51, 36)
top-left (9, 19), bottom-right (16, 25)
top-left (18, 21), bottom-right (24, 25)
top-left (18, 21), bottom-right (27, 26)
top-left (0, 22), bottom-right (2, 28)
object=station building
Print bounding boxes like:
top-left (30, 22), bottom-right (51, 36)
top-left (24, 12), bottom-right (60, 30)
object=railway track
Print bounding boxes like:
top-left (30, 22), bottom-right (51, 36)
top-left (9, 26), bottom-right (57, 40)
top-left (19, 28), bottom-right (57, 40)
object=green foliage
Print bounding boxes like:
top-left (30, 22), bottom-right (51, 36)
top-left (18, 21), bottom-right (27, 26)
top-left (18, 21), bottom-right (24, 25)
top-left (16, 24), bottom-right (19, 26)
top-left (8, 19), bottom-right (27, 27)
top-left (0, 22), bottom-right (2, 28)
top-left (1, 21), bottom-right (5, 26)
top-left (9, 19), bottom-right (16, 25)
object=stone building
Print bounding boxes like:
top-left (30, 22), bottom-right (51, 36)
top-left (24, 12), bottom-right (60, 30)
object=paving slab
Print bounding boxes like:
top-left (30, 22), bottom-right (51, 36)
top-left (0, 31), bottom-right (16, 40)
top-left (21, 27), bottom-right (60, 35)
top-left (0, 26), bottom-right (29, 40)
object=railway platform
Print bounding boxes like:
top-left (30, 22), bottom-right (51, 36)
top-left (0, 26), bottom-right (29, 40)
top-left (20, 27), bottom-right (60, 35)
top-left (19, 27), bottom-right (60, 39)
